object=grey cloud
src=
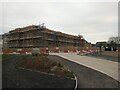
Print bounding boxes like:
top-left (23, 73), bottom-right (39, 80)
top-left (1, 2), bottom-right (118, 44)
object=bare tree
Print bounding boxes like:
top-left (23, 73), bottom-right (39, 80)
top-left (107, 36), bottom-right (119, 51)
top-left (108, 36), bottom-right (120, 44)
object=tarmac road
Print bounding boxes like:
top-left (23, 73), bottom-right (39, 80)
top-left (0, 59), bottom-right (2, 89)
top-left (50, 53), bottom-right (119, 81)
top-left (2, 54), bottom-right (119, 88)
top-left (48, 55), bottom-right (119, 88)
top-left (2, 55), bottom-right (75, 89)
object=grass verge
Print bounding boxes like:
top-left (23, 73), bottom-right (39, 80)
top-left (1, 54), bottom-right (16, 60)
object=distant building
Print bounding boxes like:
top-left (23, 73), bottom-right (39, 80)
top-left (2, 33), bottom-right (9, 48)
top-left (0, 35), bottom-right (2, 53)
top-left (96, 41), bottom-right (107, 47)
top-left (96, 41), bottom-right (118, 51)
top-left (2, 24), bottom-right (92, 53)
top-left (0, 35), bottom-right (2, 45)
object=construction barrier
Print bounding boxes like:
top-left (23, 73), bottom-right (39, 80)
top-left (64, 50), bottom-right (69, 53)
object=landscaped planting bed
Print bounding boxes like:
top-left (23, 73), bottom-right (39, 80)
top-left (16, 54), bottom-right (74, 78)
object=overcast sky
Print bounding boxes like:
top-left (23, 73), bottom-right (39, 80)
top-left (1, 1), bottom-right (118, 44)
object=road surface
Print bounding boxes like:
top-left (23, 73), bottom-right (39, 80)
top-left (50, 53), bottom-right (119, 82)
top-left (48, 55), bottom-right (119, 88)
top-left (2, 55), bottom-right (75, 88)
top-left (2, 54), bottom-right (119, 88)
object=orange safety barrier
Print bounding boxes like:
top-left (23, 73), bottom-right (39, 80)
top-left (64, 50), bottom-right (69, 53)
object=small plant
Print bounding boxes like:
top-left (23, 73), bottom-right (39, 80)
top-left (57, 62), bottom-right (63, 67)
top-left (16, 54), bottom-right (74, 78)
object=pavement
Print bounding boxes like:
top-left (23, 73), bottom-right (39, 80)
top-left (50, 53), bottom-right (119, 82)
top-left (48, 55), bottom-right (119, 88)
top-left (2, 54), bottom-right (119, 88)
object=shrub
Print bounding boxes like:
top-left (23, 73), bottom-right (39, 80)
top-left (16, 54), bottom-right (74, 78)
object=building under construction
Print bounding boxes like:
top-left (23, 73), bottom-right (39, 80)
top-left (2, 24), bottom-right (92, 53)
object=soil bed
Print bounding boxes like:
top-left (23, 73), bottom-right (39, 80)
top-left (16, 54), bottom-right (74, 79)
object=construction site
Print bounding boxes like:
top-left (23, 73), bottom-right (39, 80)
top-left (2, 24), bottom-right (95, 54)
top-left (2, 24), bottom-right (119, 89)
